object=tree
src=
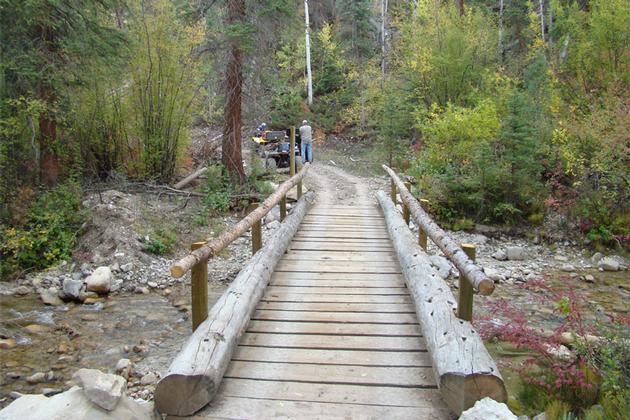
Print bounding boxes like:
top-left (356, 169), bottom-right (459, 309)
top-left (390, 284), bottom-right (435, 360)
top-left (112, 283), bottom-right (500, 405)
top-left (222, 0), bottom-right (247, 183)
top-left (0, 0), bottom-right (124, 186)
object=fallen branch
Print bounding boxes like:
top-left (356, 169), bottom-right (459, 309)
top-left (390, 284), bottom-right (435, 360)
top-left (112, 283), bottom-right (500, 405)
top-left (173, 167), bottom-right (208, 190)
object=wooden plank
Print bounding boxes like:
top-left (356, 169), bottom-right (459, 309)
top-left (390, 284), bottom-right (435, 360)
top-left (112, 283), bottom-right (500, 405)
top-left (262, 293), bottom-right (410, 304)
top-left (299, 224), bottom-right (388, 229)
top-left (233, 347), bottom-right (429, 366)
top-left (257, 301), bottom-right (415, 313)
top-left (252, 310), bottom-right (418, 324)
top-left (240, 333), bottom-right (425, 351)
top-left (270, 279), bottom-right (406, 288)
top-left (289, 243), bottom-right (395, 252)
top-left (216, 378), bottom-right (445, 408)
top-left (271, 271), bottom-right (404, 281)
top-left (246, 321), bottom-right (422, 337)
top-left (266, 286), bottom-right (406, 295)
top-left (183, 395), bottom-right (447, 419)
top-left (291, 237), bottom-right (392, 245)
top-left (225, 360), bottom-right (435, 386)
top-left (293, 233), bottom-right (391, 240)
top-left (284, 251), bottom-right (397, 262)
top-left (275, 263), bottom-right (401, 274)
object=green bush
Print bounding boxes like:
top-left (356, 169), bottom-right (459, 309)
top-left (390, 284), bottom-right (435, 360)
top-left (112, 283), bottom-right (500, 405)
top-left (0, 181), bottom-right (85, 279)
top-left (143, 228), bottom-right (176, 255)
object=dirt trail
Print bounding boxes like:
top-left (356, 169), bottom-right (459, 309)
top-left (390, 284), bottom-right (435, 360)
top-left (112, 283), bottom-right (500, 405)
top-left (303, 162), bottom-right (381, 206)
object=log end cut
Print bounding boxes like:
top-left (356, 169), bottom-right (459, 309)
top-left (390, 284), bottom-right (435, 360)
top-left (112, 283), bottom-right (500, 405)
top-left (440, 372), bottom-right (507, 416)
top-left (154, 374), bottom-right (216, 416)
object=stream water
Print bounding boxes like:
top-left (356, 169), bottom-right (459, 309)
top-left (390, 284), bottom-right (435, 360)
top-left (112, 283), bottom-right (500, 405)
top-left (0, 285), bottom-right (226, 408)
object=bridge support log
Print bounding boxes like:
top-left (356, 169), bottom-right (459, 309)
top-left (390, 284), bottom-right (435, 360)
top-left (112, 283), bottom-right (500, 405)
top-left (155, 191), bottom-right (316, 416)
top-left (376, 190), bottom-right (506, 416)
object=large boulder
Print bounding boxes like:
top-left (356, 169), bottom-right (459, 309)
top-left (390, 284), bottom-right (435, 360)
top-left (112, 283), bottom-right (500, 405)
top-left (72, 368), bottom-right (126, 411)
top-left (0, 387), bottom-right (155, 420)
top-left (85, 267), bottom-right (113, 294)
top-left (458, 397), bottom-right (517, 420)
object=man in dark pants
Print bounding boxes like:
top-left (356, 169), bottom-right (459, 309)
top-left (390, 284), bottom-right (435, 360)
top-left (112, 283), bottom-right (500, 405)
top-left (299, 120), bottom-right (313, 164)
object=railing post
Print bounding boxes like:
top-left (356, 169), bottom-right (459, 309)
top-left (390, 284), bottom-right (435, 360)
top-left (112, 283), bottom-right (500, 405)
top-left (290, 126), bottom-right (296, 177)
top-left (252, 205), bottom-right (262, 255)
top-left (297, 180), bottom-right (303, 199)
top-left (390, 179), bottom-right (397, 203)
top-left (280, 195), bottom-right (287, 221)
top-left (457, 244), bottom-right (476, 322)
top-left (190, 242), bottom-right (208, 331)
top-left (418, 199), bottom-right (429, 250)
top-left (403, 181), bottom-right (411, 225)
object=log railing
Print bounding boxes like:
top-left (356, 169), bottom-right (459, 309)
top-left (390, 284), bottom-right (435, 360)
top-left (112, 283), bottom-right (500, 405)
top-left (170, 163), bottom-right (308, 331)
top-left (382, 165), bottom-right (494, 322)
top-left (376, 190), bottom-right (506, 415)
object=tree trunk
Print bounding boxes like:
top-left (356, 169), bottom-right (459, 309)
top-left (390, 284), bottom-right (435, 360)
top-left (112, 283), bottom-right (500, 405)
top-left (376, 191), bottom-right (506, 416)
top-left (304, 0), bottom-right (313, 106)
top-left (155, 192), bottom-right (316, 416)
top-left (222, 0), bottom-right (246, 184)
top-left (458, 0), bottom-right (464, 16)
top-left (36, 21), bottom-right (60, 187)
top-left (380, 0), bottom-right (388, 88)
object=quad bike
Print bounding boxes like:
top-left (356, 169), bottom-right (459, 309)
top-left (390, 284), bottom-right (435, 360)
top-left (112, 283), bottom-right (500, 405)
top-left (251, 129), bottom-right (301, 169)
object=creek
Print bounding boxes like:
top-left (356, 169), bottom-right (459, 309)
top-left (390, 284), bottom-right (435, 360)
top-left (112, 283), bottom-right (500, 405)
top-left (0, 285), bottom-right (227, 408)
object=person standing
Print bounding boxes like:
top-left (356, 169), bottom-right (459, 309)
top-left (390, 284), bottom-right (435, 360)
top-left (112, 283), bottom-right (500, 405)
top-left (299, 120), bottom-right (313, 164)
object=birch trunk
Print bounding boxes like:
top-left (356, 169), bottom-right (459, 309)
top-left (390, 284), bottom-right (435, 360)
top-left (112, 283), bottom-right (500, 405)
top-left (376, 191), bottom-right (506, 416)
top-left (304, 0), bottom-right (313, 106)
top-left (155, 192), bottom-right (316, 416)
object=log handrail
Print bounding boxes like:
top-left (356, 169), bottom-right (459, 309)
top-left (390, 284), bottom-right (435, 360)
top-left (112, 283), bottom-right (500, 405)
top-left (170, 163), bottom-right (309, 278)
top-left (382, 164), bottom-right (494, 295)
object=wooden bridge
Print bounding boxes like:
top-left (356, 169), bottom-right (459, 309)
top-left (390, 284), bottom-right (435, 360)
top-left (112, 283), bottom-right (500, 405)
top-left (155, 163), bottom-right (506, 419)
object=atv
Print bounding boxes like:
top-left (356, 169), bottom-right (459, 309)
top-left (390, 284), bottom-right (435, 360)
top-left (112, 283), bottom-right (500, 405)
top-left (251, 129), bottom-right (301, 169)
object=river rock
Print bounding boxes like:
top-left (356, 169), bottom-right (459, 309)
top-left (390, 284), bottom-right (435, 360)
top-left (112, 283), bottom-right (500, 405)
top-left (115, 359), bottom-right (132, 379)
top-left (120, 263), bottom-right (133, 273)
top-left (584, 274), bottom-right (595, 283)
top-left (62, 278), bottom-right (85, 302)
top-left (26, 372), bottom-right (46, 384)
top-left (591, 252), bottom-right (604, 264)
top-left (267, 220), bottom-right (281, 230)
top-left (86, 267), bottom-right (113, 293)
top-left (506, 246), bottom-right (528, 261)
top-left (560, 264), bottom-right (576, 272)
top-left (72, 368), bottom-right (126, 411)
top-left (458, 397), bottom-right (517, 420)
top-left (14, 286), bottom-right (30, 296)
top-left (139, 372), bottom-right (158, 386)
top-left (598, 257), bottom-right (619, 272)
top-left (0, 338), bottom-right (17, 349)
top-left (484, 267), bottom-right (505, 282)
top-left (492, 250), bottom-right (508, 261)
top-left (24, 324), bottom-right (49, 334)
top-left (0, 387), bottom-right (155, 419)
top-left (429, 255), bottom-right (452, 279)
top-left (39, 289), bottom-right (63, 306)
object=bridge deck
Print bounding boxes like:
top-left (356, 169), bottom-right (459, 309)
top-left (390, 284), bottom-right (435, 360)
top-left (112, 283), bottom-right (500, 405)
top-left (175, 204), bottom-right (450, 419)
